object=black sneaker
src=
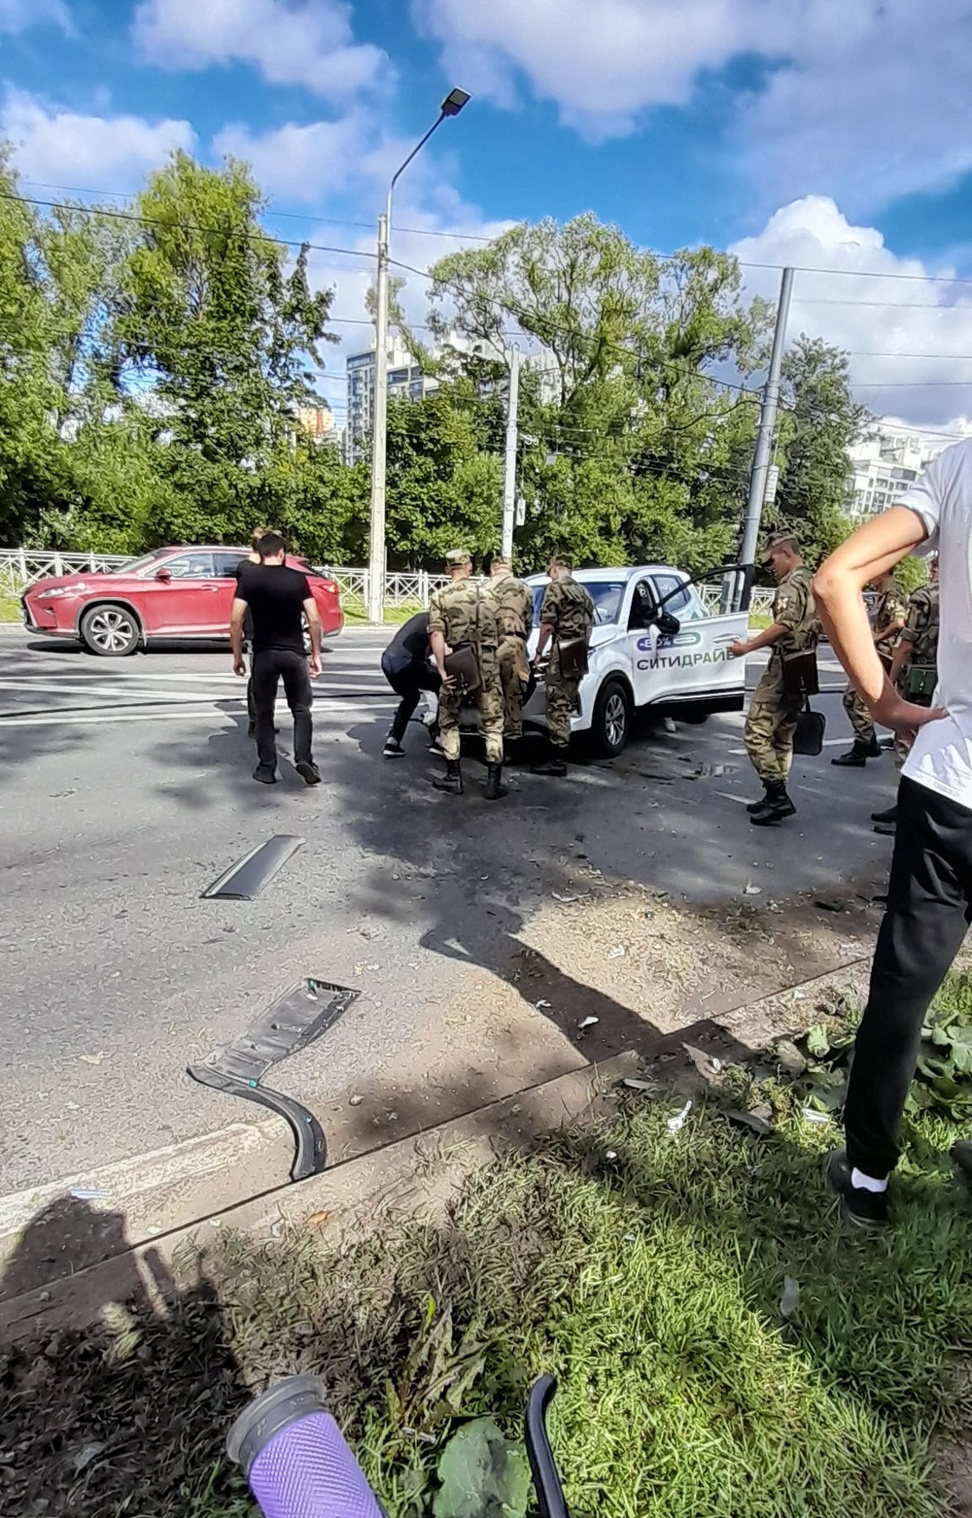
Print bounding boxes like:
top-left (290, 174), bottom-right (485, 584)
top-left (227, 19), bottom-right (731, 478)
top-left (383, 737), bottom-right (405, 758)
top-left (295, 760), bottom-right (322, 786)
top-left (871, 805), bottom-right (898, 824)
top-left (826, 1150), bottom-right (888, 1228)
top-left (252, 765), bottom-right (277, 785)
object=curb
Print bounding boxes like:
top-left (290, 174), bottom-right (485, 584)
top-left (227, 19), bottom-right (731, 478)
top-left (0, 1053), bottom-right (640, 1344)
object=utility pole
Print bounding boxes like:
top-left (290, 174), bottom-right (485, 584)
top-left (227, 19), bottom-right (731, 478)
top-left (736, 265), bottom-right (794, 612)
top-left (366, 209), bottom-right (389, 624)
top-left (500, 348), bottom-right (520, 561)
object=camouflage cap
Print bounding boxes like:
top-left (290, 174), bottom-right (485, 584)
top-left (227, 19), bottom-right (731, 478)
top-left (490, 555), bottom-right (512, 571)
top-left (445, 548), bottom-right (472, 566)
top-left (761, 530), bottom-right (799, 562)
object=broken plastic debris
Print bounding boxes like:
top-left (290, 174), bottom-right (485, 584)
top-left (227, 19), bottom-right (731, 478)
top-left (349, 1095), bottom-right (363, 1106)
top-left (780, 1276), bottom-right (801, 1321)
top-left (578, 1015), bottom-right (599, 1030)
top-left (802, 1107), bottom-right (830, 1125)
top-left (605, 1149), bottom-right (618, 1160)
top-left (536, 999), bottom-right (552, 1009)
top-left (606, 944), bottom-right (627, 959)
top-left (743, 882), bottom-right (762, 896)
top-left (622, 1078), bottom-right (654, 1092)
top-left (70, 1188), bottom-right (106, 1202)
top-left (79, 1052), bottom-right (105, 1067)
top-left (666, 1099), bottom-right (692, 1134)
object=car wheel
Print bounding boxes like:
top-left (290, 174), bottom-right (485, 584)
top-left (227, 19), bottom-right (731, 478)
top-left (80, 604), bottom-right (140, 656)
top-left (592, 677), bottom-right (632, 757)
top-left (678, 706), bottom-right (711, 725)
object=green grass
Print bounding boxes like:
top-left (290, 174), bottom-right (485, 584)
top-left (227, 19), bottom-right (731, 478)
top-left (0, 595), bottom-right (21, 622)
top-left (343, 598), bottom-right (418, 625)
top-left (5, 982), bottom-right (972, 1518)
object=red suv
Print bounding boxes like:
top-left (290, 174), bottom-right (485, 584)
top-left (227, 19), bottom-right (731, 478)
top-left (22, 545), bottom-right (344, 656)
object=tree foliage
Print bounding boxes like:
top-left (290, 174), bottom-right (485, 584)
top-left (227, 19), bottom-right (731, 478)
top-left (0, 157), bottom-right (870, 575)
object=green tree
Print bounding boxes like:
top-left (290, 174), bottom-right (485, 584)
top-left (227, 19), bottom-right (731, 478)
top-left (116, 151), bottom-right (338, 542)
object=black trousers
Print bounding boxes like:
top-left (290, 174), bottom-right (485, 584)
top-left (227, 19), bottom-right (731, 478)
top-left (845, 775), bottom-right (972, 1178)
top-left (251, 648), bottom-right (313, 770)
top-left (381, 652), bottom-right (440, 743)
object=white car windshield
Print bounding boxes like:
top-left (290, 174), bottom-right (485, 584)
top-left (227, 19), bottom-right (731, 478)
top-left (531, 580), bottom-right (627, 627)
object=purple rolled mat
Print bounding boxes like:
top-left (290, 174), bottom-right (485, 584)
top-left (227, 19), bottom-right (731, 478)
top-left (227, 1375), bottom-right (385, 1518)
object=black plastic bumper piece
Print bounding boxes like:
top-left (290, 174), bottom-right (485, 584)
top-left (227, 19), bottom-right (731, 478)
top-left (201, 835), bottom-right (305, 899)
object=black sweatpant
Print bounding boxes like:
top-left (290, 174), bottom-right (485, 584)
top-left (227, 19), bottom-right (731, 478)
top-left (381, 652), bottom-right (440, 744)
top-left (845, 775), bottom-right (972, 1178)
top-left (251, 648), bottom-right (313, 770)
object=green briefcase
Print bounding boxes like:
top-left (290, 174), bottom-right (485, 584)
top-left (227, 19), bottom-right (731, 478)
top-left (793, 702), bottom-right (826, 757)
top-left (443, 644), bottom-right (481, 695)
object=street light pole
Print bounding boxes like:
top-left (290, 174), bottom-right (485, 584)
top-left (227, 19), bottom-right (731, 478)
top-left (500, 348), bottom-right (520, 561)
top-left (735, 265), bottom-right (794, 613)
top-left (366, 88), bottom-right (471, 624)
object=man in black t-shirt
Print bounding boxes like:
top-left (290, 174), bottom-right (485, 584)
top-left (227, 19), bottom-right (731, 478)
top-left (235, 527), bottom-right (266, 736)
top-left (231, 531), bottom-right (322, 786)
top-left (380, 611), bottom-right (441, 757)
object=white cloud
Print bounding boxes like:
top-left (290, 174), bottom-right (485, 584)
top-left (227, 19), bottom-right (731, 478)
top-left (731, 196), bottom-right (972, 428)
top-left (0, 0), bottom-right (69, 31)
top-left (212, 114), bottom-right (368, 202)
top-left (1, 88), bottom-right (195, 188)
top-left (134, 0), bottom-right (386, 102)
top-left (415, 0), bottom-right (972, 212)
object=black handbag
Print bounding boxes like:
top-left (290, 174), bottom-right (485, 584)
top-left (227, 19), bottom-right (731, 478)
top-left (781, 648), bottom-right (819, 699)
top-left (444, 644), bottom-right (481, 694)
top-left (557, 635), bottom-right (590, 680)
top-left (793, 702), bottom-right (826, 756)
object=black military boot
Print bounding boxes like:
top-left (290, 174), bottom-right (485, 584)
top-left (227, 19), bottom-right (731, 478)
top-left (747, 783), bottom-right (771, 815)
top-left (871, 805), bottom-right (898, 825)
top-left (432, 758), bottom-right (463, 794)
top-left (832, 739), bottom-right (871, 767)
top-left (750, 781), bottom-right (796, 826)
top-left (484, 762), bottom-right (508, 801)
top-left (531, 739), bottom-right (568, 777)
top-left (868, 733), bottom-right (882, 757)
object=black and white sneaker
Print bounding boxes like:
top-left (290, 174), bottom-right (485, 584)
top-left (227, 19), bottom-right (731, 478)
top-left (383, 736), bottom-right (405, 758)
top-left (826, 1150), bottom-right (888, 1228)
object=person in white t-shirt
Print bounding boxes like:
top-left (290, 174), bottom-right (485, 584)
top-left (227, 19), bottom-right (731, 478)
top-left (812, 444), bottom-right (965, 1227)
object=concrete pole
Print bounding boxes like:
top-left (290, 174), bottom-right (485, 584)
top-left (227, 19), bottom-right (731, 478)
top-left (736, 266), bottom-right (794, 612)
top-left (366, 210), bottom-right (390, 623)
top-left (500, 349), bottom-right (520, 560)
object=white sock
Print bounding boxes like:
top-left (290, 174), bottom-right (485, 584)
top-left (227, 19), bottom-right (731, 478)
top-left (851, 1166), bottom-right (888, 1194)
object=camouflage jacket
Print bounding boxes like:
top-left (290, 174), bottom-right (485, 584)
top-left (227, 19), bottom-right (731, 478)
top-left (484, 572), bottom-right (533, 640)
top-left (772, 566), bottom-right (817, 655)
top-left (539, 577), bottom-right (595, 643)
top-left (871, 582), bottom-right (908, 654)
top-left (899, 581), bottom-right (939, 670)
top-left (428, 579), bottom-right (498, 648)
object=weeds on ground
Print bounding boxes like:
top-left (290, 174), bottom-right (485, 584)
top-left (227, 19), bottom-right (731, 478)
top-left (4, 978), bottom-right (972, 1517)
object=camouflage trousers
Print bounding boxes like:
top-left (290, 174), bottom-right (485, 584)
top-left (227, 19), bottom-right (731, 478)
top-left (545, 646), bottom-right (579, 748)
top-left (497, 635), bottom-right (529, 738)
top-left (843, 682), bottom-right (875, 745)
top-left (744, 660), bottom-right (802, 784)
top-left (438, 645), bottom-right (504, 763)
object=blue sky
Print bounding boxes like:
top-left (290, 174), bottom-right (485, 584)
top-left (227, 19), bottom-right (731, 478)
top-left (4, 0), bottom-right (972, 429)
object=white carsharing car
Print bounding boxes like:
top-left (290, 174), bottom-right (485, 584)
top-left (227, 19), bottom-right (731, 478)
top-left (460, 565), bottom-right (749, 756)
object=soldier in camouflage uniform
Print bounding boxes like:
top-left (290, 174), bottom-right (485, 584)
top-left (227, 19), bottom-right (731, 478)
top-left (871, 560), bottom-right (940, 835)
top-left (531, 554), bottom-right (595, 777)
top-left (730, 530), bottom-right (818, 826)
top-left (428, 549), bottom-right (506, 800)
top-left (485, 556), bottom-right (533, 750)
top-left (832, 569), bottom-right (907, 766)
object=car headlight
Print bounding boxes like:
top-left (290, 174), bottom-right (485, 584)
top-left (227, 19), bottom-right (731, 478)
top-left (35, 584), bottom-right (82, 599)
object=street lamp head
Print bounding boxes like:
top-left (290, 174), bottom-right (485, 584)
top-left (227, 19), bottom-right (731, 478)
top-left (441, 86), bottom-right (471, 116)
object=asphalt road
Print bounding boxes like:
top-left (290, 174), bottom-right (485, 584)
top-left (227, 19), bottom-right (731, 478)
top-left (0, 624), bottom-right (897, 1192)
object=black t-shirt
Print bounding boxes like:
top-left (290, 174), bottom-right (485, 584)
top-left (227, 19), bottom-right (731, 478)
top-left (236, 564), bottom-right (311, 654)
top-left (385, 611), bottom-right (430, 664)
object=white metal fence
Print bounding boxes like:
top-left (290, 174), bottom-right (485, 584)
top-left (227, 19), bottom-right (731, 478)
top-left (0, 550), bottom-right (775, 619)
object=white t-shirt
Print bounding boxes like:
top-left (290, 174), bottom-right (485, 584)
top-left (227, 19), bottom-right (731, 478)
top-left (897, 439), bottom-right (972, 811)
